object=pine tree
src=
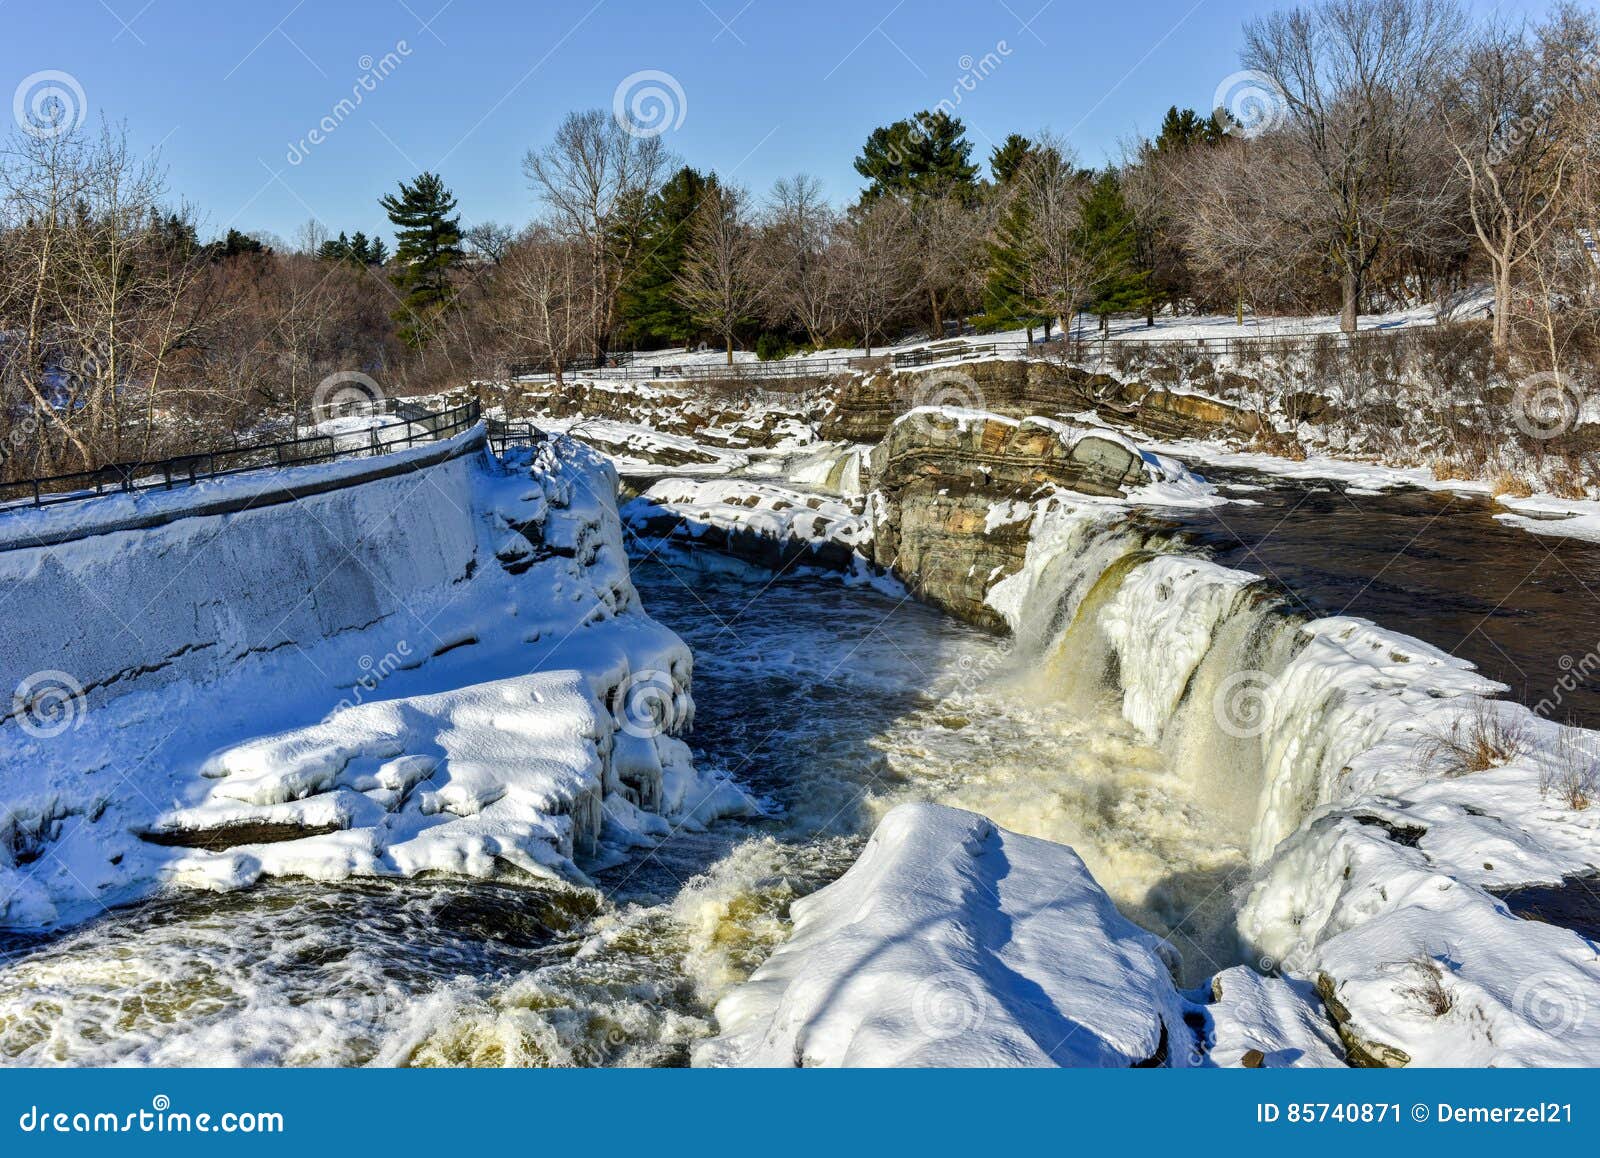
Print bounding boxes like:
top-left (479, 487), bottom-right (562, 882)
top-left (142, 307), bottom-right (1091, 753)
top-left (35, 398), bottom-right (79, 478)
top-left (1075, 170), bottom-right (1149, 334)
top-left (988, 134), bottom-right (1035, 185)
top-left (979, 187), bottom-right (1048, 336)
top-left (614, 166), bottom-right (715, 347)
top-left (1154, 106), bottom-right (1227, 154)
top-left (379, 172), bottom-right (463, 346)
top-left (854, 110), bottom-right (980, 200)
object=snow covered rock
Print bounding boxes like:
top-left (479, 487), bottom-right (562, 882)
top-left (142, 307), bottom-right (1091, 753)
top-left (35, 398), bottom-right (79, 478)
top-left (621, 478), bottom-right (873, 578)
top-left (695, 803), bottom-right (1193, 1068)
top-left (1206, 966), bottom-right (1344, 1068)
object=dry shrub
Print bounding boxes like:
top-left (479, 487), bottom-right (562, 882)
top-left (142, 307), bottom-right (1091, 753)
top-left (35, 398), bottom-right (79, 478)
top-left (1543, 455), bottom-right (1591, 500)
top-left (1491, 469), bottom-right (1534, 498)
top-left (1542, 730), bottom-right (1598, 812)
top-left (1418, 699), bottom-right (1531, 778)
top-left (1396, 955), bottom-right (1454, 1017)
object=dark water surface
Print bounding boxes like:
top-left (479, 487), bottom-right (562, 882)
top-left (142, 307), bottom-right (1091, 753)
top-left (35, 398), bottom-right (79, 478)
top-left (1164, 463), bottom-right (1600, 729)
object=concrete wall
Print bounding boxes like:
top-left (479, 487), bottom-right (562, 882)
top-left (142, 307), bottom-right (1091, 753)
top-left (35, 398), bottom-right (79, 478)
top-left (0, 434), bottom-right (486, 718)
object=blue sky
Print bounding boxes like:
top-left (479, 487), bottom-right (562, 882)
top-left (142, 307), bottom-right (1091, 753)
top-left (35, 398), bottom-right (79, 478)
top-left (2, 0), bottom-right (1557, 245)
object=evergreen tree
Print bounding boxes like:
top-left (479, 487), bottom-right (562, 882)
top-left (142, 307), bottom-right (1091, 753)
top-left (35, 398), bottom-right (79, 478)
top-left (379, 171), bottom-right (463, 346)
top-left (215, 228), bottom-right (266, 259)
top-left (614, 166), bottom-right (716, 347)
top-left (1154, 106), bottom-right (1226, 154)
top-left (988, 134), bottom-right (1035, 185)
top-left (978, 187), bottom-right (1048, 335)
top-left (1075, 170), bottom-right (1149, 333)
top-left (854, 110), bottom-right (979, 200)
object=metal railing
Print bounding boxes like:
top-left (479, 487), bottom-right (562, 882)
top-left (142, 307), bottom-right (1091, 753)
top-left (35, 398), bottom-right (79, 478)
top-left (531, 325), bottom-right (1419, 384)
top-left (0, 400), bottom-right (484, 511)
top-left (486, 419), bottom-right (548, 457)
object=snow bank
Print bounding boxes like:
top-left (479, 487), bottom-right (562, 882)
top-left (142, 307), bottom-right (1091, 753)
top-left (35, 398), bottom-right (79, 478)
top-left (0, 436), bottom-right (751, 929)
top-left (621, 478), bottom-right (876, 581)
top-left (695, 803), bottom-right (1192, 1068)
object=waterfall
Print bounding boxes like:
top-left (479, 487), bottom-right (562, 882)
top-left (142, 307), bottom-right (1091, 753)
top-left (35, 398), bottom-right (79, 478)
top-left (1003, 503), bottom-right (1493, 872)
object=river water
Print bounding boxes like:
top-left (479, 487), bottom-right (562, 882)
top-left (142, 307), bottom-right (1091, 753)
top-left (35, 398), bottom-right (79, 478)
top-left (1, 468), bottom-right (1594, 1066)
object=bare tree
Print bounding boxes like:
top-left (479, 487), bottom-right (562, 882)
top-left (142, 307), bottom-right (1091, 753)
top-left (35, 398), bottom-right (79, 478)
top-left (1445, 16), bottom-right (1590, 353)
top-left (673, 183), bottom-right (762, 365)
top-left (492, 225), bottom-right (597, 384)
top-left (832, 195), bottom-right (919, 357)
top-left (1243, 0), bottom-right (1467, 332)
top-left (1012, 138), bottom-right (1120, 335)
top-left (1171, 135), bottom-right (1321, 323)
top-left (760, 174), bottom-right (838, 347)
top-left (522, 110), bottom-right (668, 358)
top-left (911, 190), bottom-right (990, 337)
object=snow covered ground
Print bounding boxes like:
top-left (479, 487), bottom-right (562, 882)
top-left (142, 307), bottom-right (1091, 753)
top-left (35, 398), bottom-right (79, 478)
top-left (606, 300), bottom-right (1463, 374)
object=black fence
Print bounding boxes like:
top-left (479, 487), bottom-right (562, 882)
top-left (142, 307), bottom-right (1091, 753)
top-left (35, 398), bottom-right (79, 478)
top-left (0, 400), bottom-right (484, 511)
top-left (486, 419), bottom-right (548, 457)
top-left (531, 326), bottom-right (1415, 384)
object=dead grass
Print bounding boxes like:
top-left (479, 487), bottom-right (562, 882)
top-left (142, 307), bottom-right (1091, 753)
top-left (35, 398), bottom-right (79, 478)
top-left (1396, 955), bottom-right (1455, 1017)
top-left (1490, 470), bottom-right (1535, 498)
top-left (1542, 729), bottom-right (1598, 811)
top-left (1418, 699), bottom-right (1531, 778)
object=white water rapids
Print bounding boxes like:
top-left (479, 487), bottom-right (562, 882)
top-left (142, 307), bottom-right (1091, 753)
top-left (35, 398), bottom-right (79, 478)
top-left (0, 499), bottom-right (1328, 1066)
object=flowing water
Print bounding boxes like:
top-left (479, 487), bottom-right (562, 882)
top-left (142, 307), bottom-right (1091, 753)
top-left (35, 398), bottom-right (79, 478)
top-left (4, 468), bottom-right (1597, 1066)
top-left (1167, 466), bottom-right (1600, 728)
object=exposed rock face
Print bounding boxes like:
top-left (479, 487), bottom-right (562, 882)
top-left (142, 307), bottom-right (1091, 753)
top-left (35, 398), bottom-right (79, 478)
top-left (821, 359), bottom-right (1259, 444)
top-left (868, 410), bottom-right (1144, 630)
top-left (503, 377), bottom-right (826, 450)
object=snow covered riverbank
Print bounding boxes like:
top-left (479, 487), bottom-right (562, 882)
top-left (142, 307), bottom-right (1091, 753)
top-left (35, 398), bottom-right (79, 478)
top-left (0, 435), bottom-right (749, 929)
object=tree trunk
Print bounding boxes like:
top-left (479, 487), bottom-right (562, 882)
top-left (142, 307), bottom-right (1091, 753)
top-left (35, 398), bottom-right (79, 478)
top-left (1340, 267), bottom-right (1360, 335)
top-left (726, 335), bottom-right (734, 366)
top-left (1492, 261), bottom-right (1512, 355)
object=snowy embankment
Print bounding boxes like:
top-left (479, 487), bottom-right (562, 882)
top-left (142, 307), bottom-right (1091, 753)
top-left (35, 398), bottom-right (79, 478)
top-left (695, 803), bottom-right (1193, 1068)
top-left (0, 432), bottom-right (749, 929)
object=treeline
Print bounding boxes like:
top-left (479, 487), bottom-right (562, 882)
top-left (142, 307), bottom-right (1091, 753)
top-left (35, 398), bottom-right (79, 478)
top-left (3, 0), bottom-right (1599, 479)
